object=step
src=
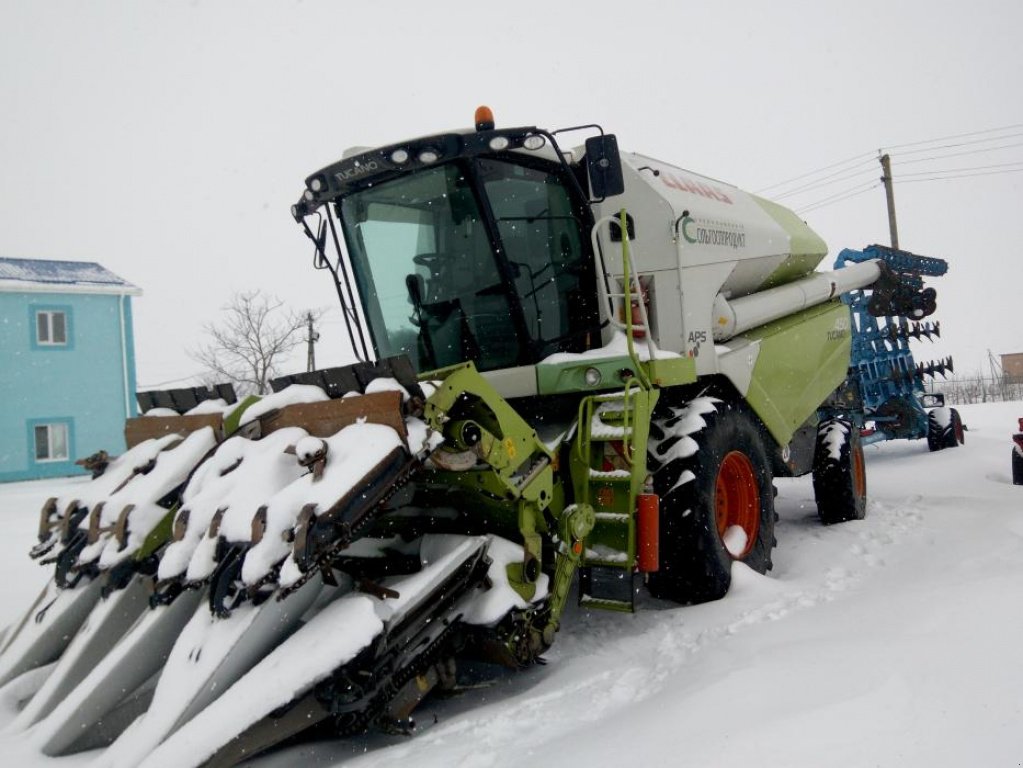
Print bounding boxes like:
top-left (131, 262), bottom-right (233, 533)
top-left (578, 566), bottom-right (635, 613)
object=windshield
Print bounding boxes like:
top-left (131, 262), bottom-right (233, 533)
top-left (337, 158), bottom-right (595, 373)
top-left (478, 158), bottom-right (589, 353)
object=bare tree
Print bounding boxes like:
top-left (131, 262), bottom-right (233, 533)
top-left (191, 291), bottom-right (321, 395)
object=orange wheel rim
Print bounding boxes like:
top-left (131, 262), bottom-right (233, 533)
top-left (715, 451), bottom-right (760, 559)
top-left (852, 443), bottom-right (866, 499)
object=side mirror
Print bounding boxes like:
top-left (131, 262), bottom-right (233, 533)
top-left (585, 134), bottom-right (625, 199)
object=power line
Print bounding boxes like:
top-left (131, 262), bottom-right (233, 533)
top-left (753, 150), bottom-right (876, 194)
top-left (137, 372), bottom-right (207, 388)
top-left (885, 130), bottom-right (1023, 159)
top-left (882, 122), bottom-right (1023, 152)
top-left (773, 164), bottom-right (879, 201)
top-left (794, 181), bottom-right (880, 215)
top-left (894, 140), bottom-right (1023, 166)
top-left (899, 160), bottom-right (1023, 178)
top-left (898, 167), bottom-right (1023, 184)
top-left (757, 122), bottom-right (1023, 201)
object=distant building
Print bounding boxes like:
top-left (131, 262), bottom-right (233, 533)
top-left (0, 258), bottom-right (142, 482)
top-left (1002, 353), bottom-right (1023, 381)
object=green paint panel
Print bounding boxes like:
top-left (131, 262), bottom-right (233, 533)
top-left (644, 356), bottom-right (697, 388)
top-left (752, 195), bottom-right (829, 289)
top-left (224, 395), bottom-right (261, 435)
top-left (741, 301), bottom-right (852, 446)
top-left (536, 354), bottom-right (695, 396)
top-left (536, 355), bottom-right (635, 395)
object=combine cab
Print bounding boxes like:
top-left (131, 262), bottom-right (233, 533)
top-left (1, 108), bottom-right (952, 766)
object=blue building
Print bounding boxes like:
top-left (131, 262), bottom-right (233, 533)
top-left (0, 258), bottom-right (142, 482)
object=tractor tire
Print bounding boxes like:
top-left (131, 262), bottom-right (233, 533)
top-left (646, 399), bottom-right (776, 605)
top-left (812, 418), bottom-right (867, 525)
top-left (1012, 448), bottom-right (1023, 486)
top-left (928, 406), bottom-right (964, 451)
top-left (945, 407), bottom-right (965, 448)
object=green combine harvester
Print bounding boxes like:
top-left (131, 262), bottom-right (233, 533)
top-left (1, 107), bottom-right (947, 767)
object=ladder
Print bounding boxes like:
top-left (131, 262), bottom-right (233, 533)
top-left (573, 382), bottom-right (656, 612)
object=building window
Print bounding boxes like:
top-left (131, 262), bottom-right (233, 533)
top-left (34, 423), bottom-right (70, 462)
top-left (36, 310), bottom-right (68, 345)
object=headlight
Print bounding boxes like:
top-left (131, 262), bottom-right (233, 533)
top-left (488, 136), bottom-right (510, 151)
top-left (390, 149), bottom-right (410, 164)
top-left (523, 134), bottom-right (546, 150)
top-left (418, 149), bottom-right (439, 164)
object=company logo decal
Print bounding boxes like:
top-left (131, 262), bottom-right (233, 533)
top-left (680, 216), bottom-right (746, 249)
top-left (335, 159), bottom-right (381, 182)
top-left (661, 173), bottom-right (733, 204)
top-left (827, 316), bottom-right (850, 341)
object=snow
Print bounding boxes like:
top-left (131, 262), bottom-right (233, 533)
top-left (141, 536), bottom-right (491, 768)
top-left (363, 376), bottom-right (411, 401)
top-left (141, 408), bottom-right (180, 418)
top-left (240, 422), bottom-right (405, 584)
top-left (722, 524), bottom-right (749, 557)
top-left (158, 427), bottom-right (309, 581)
top-left (540, 329), bottom-right (681, 365)
top-left (94, 428), bottom-right (218, 569)
top-left (457, 535), bottom-right (549, 626)
top-left (237, 384), bottom-right (329, 426)
top-left (0, 258), bottom-right (139, 292)
top-left (0, 401), bottom-right (1021, 767)
top-left (92, 578), bottom-right (322, 768)
top-left (820, 417), bottom-right (849, 460)
top-left (45, 433), bottom-right (182, 534)
top-left (930, 405), bottom-right (953, 428)
top-left (649, 397), bottom-right (720, 466)
top-left (183, 399), bottom-right (232, 416)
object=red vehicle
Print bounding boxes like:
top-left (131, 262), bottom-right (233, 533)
top-left (1013, 418), bottom-right (1023, 486)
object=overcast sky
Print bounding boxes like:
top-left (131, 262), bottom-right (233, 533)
top-left (2, 0), bottom-right (1021, 388)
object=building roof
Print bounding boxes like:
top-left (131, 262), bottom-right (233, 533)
top-left (0, 257), bottom-right (142, 296)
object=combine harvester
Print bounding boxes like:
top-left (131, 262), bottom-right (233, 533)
top-left (1, 107), bottom-right (949, 766)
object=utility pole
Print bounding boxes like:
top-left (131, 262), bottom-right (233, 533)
top-left (306, 312), bottom-right (319, 372)
top-left (879, 152), bottom-right (899, 250)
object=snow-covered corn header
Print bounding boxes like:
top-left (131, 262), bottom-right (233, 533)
top-left (2, 108), bottom-right (951, 765)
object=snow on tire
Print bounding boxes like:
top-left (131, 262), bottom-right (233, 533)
top-left (812, 417), bottom-right (867, 525)
top-left (946, 407), bottom-right (965, 448)
top-left (927, 407), bottom-right (963, 451)
top-left (646, 397), bottom-right (776, 605)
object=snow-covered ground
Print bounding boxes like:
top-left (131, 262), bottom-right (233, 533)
top-left (1, 401), bottom-right (1021, 767)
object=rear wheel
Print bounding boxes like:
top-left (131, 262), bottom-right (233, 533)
top-left (1012, 448), bottom-right (1023, 486)
top-left (646, 399), bottom-right (775, 604)
top-left (928, 407), bottom-right (964, 451)
top-left (946, 408), bottom-right (965, 448)
top-left (813, 417), bottom-right (867, 524)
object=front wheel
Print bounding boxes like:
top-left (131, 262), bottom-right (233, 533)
top-left (813, 417), bottom-right (867, 524)
top-left (646, 399), bottom-right (776, 604)
top-left (1012, 448), bottom-right (1023, 486)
